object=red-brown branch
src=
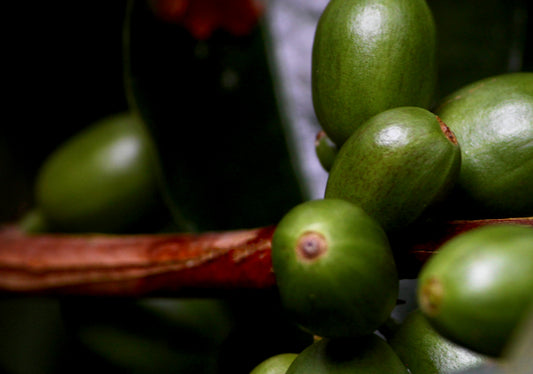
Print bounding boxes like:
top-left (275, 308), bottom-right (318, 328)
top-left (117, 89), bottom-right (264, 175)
top-left (0, 225), bottom-right (276, 296)
top-left (0, 217), bottom-right (531, 296)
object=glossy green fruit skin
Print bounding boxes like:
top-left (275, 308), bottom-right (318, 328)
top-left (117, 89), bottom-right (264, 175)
top-left (418, 224), bottom-right (533, 357)
top-left (271, 199), bottom-right (398, 338)
top-left (388, 309), bottom-right (487, 374)
top-left (325, 107), bottom-right (461, 232)
top-left (435, 72), bottom-right (533, 217)
top-left (36, 113), bottom-right (160, 233)
top-left (312, 0), bottom-right (437, 146)
top-left (250, 353), bottom-right (298, 374)
top-left (286, 335), bottom-right (409, 374)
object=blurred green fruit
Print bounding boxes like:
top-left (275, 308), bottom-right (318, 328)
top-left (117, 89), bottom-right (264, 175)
top-left (35, 112), bottom-right (160, 233)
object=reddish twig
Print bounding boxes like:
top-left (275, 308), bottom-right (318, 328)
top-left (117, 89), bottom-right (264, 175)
top-left (0, 225), bottom-right (276, 296)
top-left (0, 217), bottom-right (531, 296)
top-left (390, 217), bottom-right (533, 277)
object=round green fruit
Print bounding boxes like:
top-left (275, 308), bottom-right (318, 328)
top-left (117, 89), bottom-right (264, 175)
top-left (388, 309), bottom-right (488, 374)
top-left (325, 107), bottom-right (461, 232)
top-left (418, 224), bottom-right (533, 357)
top-left (435, 72), bottom-right (533, 217)
top-left (286, 335), bottom-right (409, 374)
top-left (312, 0), bottom-right (437, 146)
top-left (250, 353), bottom-right (298, 374)
top-left (271, 199), bottom-right (398, 338)
top-left (35, 112), bottom-right (160, 233)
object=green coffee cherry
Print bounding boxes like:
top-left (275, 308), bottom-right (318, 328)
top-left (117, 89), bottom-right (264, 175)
top-left (35, 112), bottom-right (160, 233)
top-left (418, 224), bottom-right (533, 357)
top-left (312, 0), bottom-right (437, 146)
top-left (435, 72), bottom-right (533, 217)
top-left (388, 310), bottom-right (488, 373)
top-left (286, 335), bottom-right (409, 374)
top-left (250, 353), bottom-right (298, 374)
top-left (325, 107), bottom-right (461, 233)
top-left (271, 199), bottom-right (398, 338)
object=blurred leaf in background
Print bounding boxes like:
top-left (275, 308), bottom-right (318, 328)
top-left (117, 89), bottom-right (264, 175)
top-left (0, 298), bottom-right (69, 374)
top-left (125, 0), bottom-right (305, 231)
top-left (426, 0), bottom-right (530, 99)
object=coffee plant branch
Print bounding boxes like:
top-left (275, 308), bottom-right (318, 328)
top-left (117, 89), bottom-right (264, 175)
top-left (0, 217), bottom-right (531, 296)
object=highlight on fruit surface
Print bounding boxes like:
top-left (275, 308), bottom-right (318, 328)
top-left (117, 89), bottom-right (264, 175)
top-left (312, 0), bottom-right (437, 146)
top-left (435, 72), bottom-right (533, 218)
top-left (417, 224), bottom-right (533, 357)
top-left (325, 106), bottom-right (461, 233)
top-left (271, 199), bottom-right (399, 338)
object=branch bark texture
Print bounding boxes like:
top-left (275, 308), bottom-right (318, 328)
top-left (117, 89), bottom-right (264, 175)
top-left (0, 217), bottom-right (531, 296)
